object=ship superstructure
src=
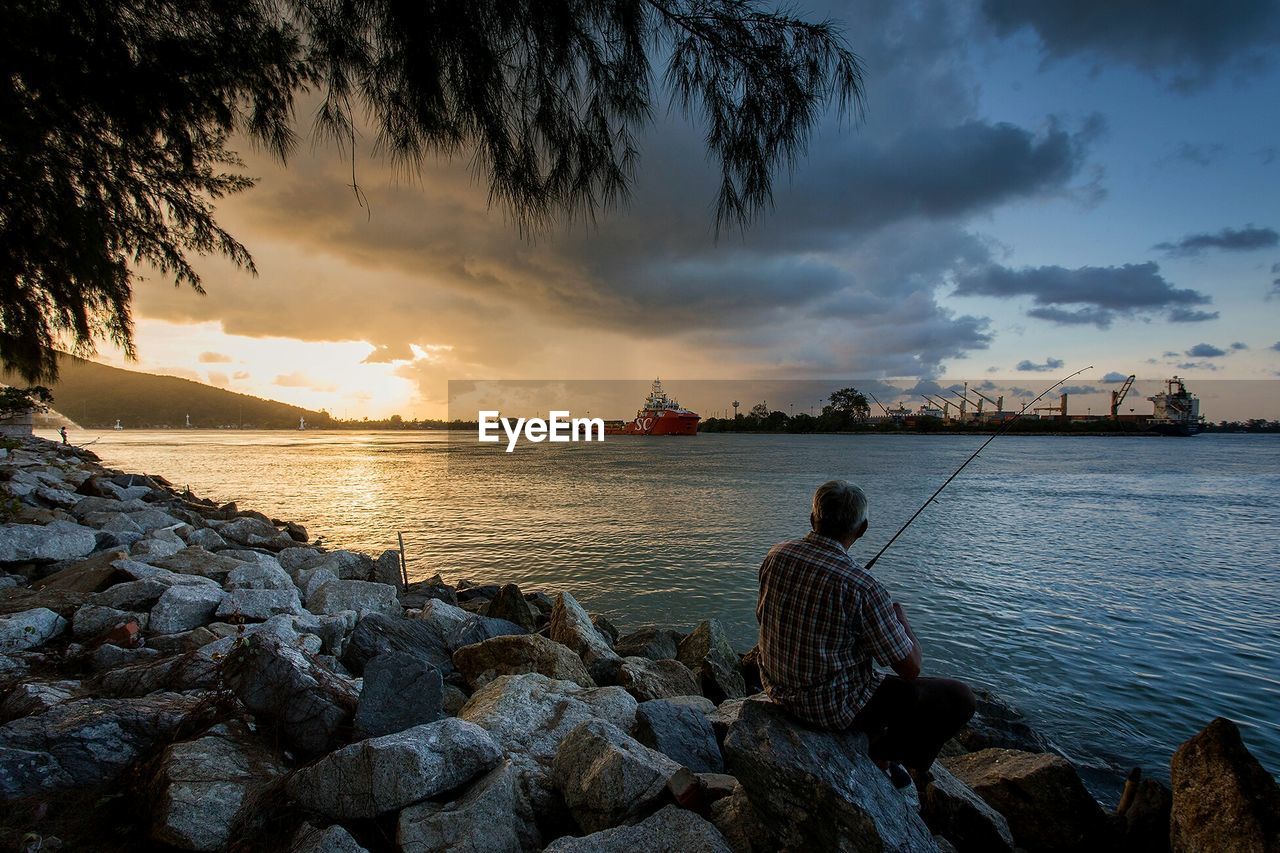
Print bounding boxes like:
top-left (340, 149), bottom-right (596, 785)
top-left (1147, 376), bottom-right (1203, 436)
top-left (604, 379), bottom-right (700, 436)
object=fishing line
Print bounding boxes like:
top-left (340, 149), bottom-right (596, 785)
top-left (863, 366), bottom-right (1093, 570)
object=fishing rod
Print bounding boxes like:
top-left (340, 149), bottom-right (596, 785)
top-left (863, 366), bottom-right (1093, 570)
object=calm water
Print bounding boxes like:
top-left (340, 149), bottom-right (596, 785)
top-left (49, 428), bottom-right (1280, 797)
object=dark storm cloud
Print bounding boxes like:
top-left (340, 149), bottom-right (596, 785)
top-left (1185, 343), bottom-right (1227, 358)
top-left (1231, 342), bottom-right (1248, 350)
top-left (980, 0), bottom-right (1280, 90)
top-left (1177, 361), bottom-right (1221, 371)
top-left (1016, 357), bottom-right (1064, 372)
top-left (1101, 371), bottom-right (1129, 382)
top-left (1059, 385), bottom-right (1101, 395)
top-left (953, 262), bottom-right (1213, 328)
top-left (1167, 307), bottom-right (1221, 323)
top-left (1154, 225), bottom-right (1279, 256)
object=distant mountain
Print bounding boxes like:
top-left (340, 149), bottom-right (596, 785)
top-left (4, 355), bottom-right (332, 430)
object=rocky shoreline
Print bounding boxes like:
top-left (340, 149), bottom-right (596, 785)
top-left (1, 435), bottom-right (1277, 852)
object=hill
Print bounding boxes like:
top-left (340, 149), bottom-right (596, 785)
top-left (4, 355), bottom-right (332, 430)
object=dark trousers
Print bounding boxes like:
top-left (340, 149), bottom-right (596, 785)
top-left (852, 675), bottom-right (977, 772)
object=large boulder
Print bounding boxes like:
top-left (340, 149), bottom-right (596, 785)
top-left (354, 651), bottom-right (445, 738)
top-left (954, 688), bottom-right (1052, 754)
top-left (942, 748), bottom-right (1106, 852)
top-left (0, 520), bottom-right (97, 563)
top-left (0, 692), bottom-right (210, 799)
top-left (222, 632), bottom-right (359, 755)
top-left (552, 718), bottom-right (685, 833)
top-left (292, 823), bottom-right (369, 853)
top-left (457, 674), bottom-right (639, 848)
top-left (397, 760), bottom-right (522, 853)
top-left (342, 612), bottom-right (454, 676)
top-left (215, 587), bottom-right (304, 620)
top-left (710, 784), bottom-right (773, 853)
top-left (614, 657), bottom-right (701, 702)
top-left (1170, 717), bottom-right (1280, 852)
top-left (723, 699), bottom-right (936, 852)
top-left (0, 679), bottom-right (79, 724)
top-left (549, 592), bottom-right (618, 671)
top-left (0, 606), bottom-right (67, 652)
top-left (676, 621), bottom-right (746, 703)
top-left (149, 721), bottom-right (287, 851)
top-left (634, 699), bottom-right (723, 773)
top-left (308, 579), bottom-right (400, 617)
top-left (373, 549), bottom-right (404, 590)
top-left (616, 626), bottom-right (683, 661)
top-left (150, 584), bottom-right (227, 634)
top-left (286, 718), bottom-right (502, 819)
top-left (1121, 775), bottom-right (1172, 853)
top-left (920, 763), bottom-right (1014, 852)
top-left (151, 547), bottom-right (246, 581)
top-left (307, 549), bottom-right (377, 581)
top-left (218, 516), bottom-right (296, 551)
top-left (400, 575), bottom-right (458, 609)
top-left (544, 804), bottom-right (733, 853)
top-left (454, 634), bottom-right (596, 690)
top-left (72, 603), bottom-right (148, 639)
top-left (224, 559), bottom-right (294, 591)
top-left (486, 583), bottom-right (540, 632)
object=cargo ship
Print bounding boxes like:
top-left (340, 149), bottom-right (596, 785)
top-left (1147, 376), bottom-right (1204, 436)
top-left (603, 379), bottom-right (700, 436)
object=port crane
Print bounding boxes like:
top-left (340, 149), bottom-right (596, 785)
top-left (1110, 375), bottom-right (1135, 419)
top-left (968, 388), bottom-right (1004, 413)
top-left (921, 394), bottom-right (951, 418)
top-left (947, 386), bottom-right (984, 418)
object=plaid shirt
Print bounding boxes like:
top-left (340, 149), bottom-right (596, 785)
top-left (756, 532), bottom-right (913, 729)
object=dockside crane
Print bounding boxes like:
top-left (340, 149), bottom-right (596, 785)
top-left (969, 387), bottom-right (1004, 413)
top-left (921, 394), bottom-right (952, 419)
top-left (947, 384), bottom-right (983, 418)
top-left (1110, 375), bottom-right (1136, 419)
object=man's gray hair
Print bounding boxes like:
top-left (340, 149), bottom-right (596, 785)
top-left (811, 480), bottom-right (868, 539)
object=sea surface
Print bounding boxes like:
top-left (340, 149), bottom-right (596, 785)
top-left (51, 428), bottom-right (1280, 797)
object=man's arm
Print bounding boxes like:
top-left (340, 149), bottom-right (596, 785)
top-left (889, 602), bottom-right (923, 680)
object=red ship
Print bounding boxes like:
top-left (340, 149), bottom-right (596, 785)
top-left (604, 379), bottom-right (700, 436)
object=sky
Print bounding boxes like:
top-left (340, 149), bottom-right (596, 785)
top-left (95, 0), bottom-right (1280, 420)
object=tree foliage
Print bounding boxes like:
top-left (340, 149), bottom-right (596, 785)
top-left (1, 0), bottom-right (863, 382)
top-left (0, 385), bottom-right (53, 420)
top-left (825, 387), bottom-right (870, 422)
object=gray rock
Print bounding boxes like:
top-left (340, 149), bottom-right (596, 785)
top-left (1170, 716), bottom-right (1280, 853)
top-left (277, 546), bottom-right (323, 576)
top-left (308, 549), bottom-right (376, 580)
top-left (544, 805), bottom-right (733, 853)
top-left (550, 591), bottom-right (618, 669)
top-left (449, 613), bottom-right (529, 651)
top-left (635, 699), bottom-right (724, 773)
top-left (723, 699), bottom-right (937, 852)
top-left (453, 634), bottom-right (595, 690)
top-left (149, 721), bottom-right (287, 851)
top-left (373, 549), bottom-right (404, 590)
top-left (34, 486), bottom-right (80, 509)
top-left (400, 576), bottom-right (459, 608)
top-left (286, 718), bottom-right (502, 819)
top-left (397, 760), bottom-right (522, 853)
top-left (0, 607), bottom-right (67, 652)
top-left (218, 516), bottom-right (295, 550)
top-left (666, 695), bottom-right (717, 715)
top-left (126, 508), bottom-right (185, 533)
top-left (354, 651), bottom-right (445, 738)
top-left (151, 547), bottom-right (245, 580)
top-left (955, 688), bottom-right (1052, 754)
top-left (130, 537), bottom-right (184, 560)
top-left (0, 692), bottom-right (209, 798)
top-left (298, 567), bottom-right (339, 600)
top-left (307, 579), bottom-right (400, 617)
top-left (615, 626), bottom-right (683, 661)
top-left (710, 784), bottom-right (773, 853)
top-left (224, 559), bottom-right (294, 591)
top-left (292, 823), bottom-right (369, 853)
top-left (677, 621), bottom-right (745, 703)
top-left (458, 674), bottom-right (639, 849)
top-left (615, 656), bottom-right (701, 702)
top-left (291, 610), bottom-right (354, 656)
top-left (552, 718), bottom-right (684, 833)
top-left (87, 512), bottom-right (144, 536)
top-left (71, 496), bottom-right (148, 518)
top-left (920, 763), bottom-right (1015, 852)
top-left (0, 520), bottom-right (97, 563)
top-left (486, 583), bottom-right (540, 632)
top-left (222, 632), bottom-right (359, 755)
top-left (342, 612), bottom-right (454, 676)
top-left (0, 680), bottom-right (79, 724)
top-left (185, 528), bottom-right (228, 551)
top-left (414, 597), bottom-right (471, 634)
top-left (88, 643), bottom-right (160, 671)
top-left (150, 584), bottom-right (227, 634)
top-left (215, 587), bottom-right (303, 620)
top-left (942, 748), bottom-right (1105, 853)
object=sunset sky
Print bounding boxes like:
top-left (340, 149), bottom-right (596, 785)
top-left (95, 0), bottom-right (1280, 419)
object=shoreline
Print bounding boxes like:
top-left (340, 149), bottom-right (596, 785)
top-left (2, 434), bottom-right (1276, 851)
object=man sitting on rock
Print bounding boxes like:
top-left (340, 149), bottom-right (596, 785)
top-left (756, 479), bottom-right (976, 789)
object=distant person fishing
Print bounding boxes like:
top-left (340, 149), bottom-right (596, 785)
top-left (59, 426), bottom-right (68, 445)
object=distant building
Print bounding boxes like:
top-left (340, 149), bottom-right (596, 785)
top-left (0, 409), bottom-right (34, 438)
